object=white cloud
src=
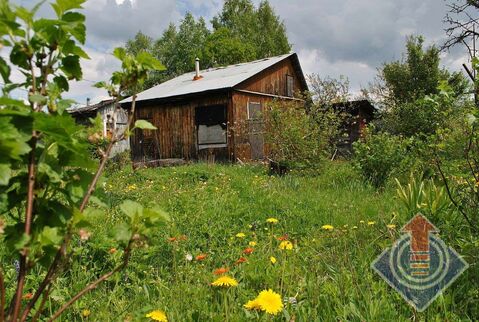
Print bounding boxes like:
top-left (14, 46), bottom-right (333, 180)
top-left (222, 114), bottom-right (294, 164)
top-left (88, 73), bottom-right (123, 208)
top-left (8, 0), bottom-right (473, 104)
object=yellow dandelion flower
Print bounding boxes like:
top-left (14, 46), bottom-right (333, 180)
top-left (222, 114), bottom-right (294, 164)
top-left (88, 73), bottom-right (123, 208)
top-left (368, 221), bottom-right (376, 226)
top-left (387, 224), bottom-right (396, 229)
top-left (82, 309), bottom-right (91, 317)
top-left (244, 299), bottom-right (262, 310)
top-left (249, 241), bottom-right (257, 246)
top-left (279, 240), bottom-right (293, 250)
top-left (266, 218), bottom-right (278, 224)
top-left (211, 275), bottom-right (238, 287)
top-left (270, 256), bottom-right (277, 264)
top-left (145, 310), bottom-right (168, 322)
top-left (321, 225), bottom-right (334, 231)
top-left (236, 232), bottom-right (246, 238)
top-left (256, 289), bottom-right (283, 315)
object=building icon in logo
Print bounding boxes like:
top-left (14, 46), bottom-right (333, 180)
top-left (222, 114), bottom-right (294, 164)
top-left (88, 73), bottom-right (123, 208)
top-left (371, 214), bottom-right (468, 312)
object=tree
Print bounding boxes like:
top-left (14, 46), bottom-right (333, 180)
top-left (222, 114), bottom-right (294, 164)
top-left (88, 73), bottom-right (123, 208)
top-left (212, 0), bottom-right (291, 59)
top-left (211, 0), bottom-right (256, 41)
top-left (124, 0), bottom-right (292, 93)
top-left (125, 31), bottom-right (153, 56)
top-left (370, 36), bottom-right (469, 137)
top-left (307, 74), bottom-right (351, 107)
top-left (255, 0), bottom-right (291, 58)
top-left (373, 36), bottom-right (468, 108)
top-left (203, 27), bottom-right (256, 67)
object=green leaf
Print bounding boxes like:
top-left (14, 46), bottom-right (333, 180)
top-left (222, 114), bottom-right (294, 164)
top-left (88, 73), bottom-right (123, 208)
top-left (113, 47), bottom-right (126, 61)
top-left (89, 196), bottom-right (107, 208)
top-left (62, 39), bottom-right (89, 59)
top-left (61, 12), bottom-right (86, 44)
top-left (61, 55), bottom-right (82, 80)
top-left (0, 116), bottom-right (32, 162)
top-left (15, 6), bottom-right (34, 27)
top-left (134, 119), bottom-right (157, 130)
top-left (0, 163), bottom-right (11, 185)
top-left (94, 81), bottom-right (107, 89)
top-left (466, 113), bottom-right (477, 126)
top-left (57, 99), bottom-right (75, 115)
top-left (0, 56), bottom-right (11, 82)
top-left (38, 162), bottom-right (62, 183)
top-left (53, 75), bottom-right (70, 92)
top-left (136, 52), bottom-right (165, 71)
top-left (51, 0), bottom-right (85, 17)
top-left (143, 206), bottom-right (170, 225)
top-left (29, 93), bottom-right (47, 104)
top-left (120, 200), bottom-right (143, 220)
top-left (0, 97), bottom-right (29, 110)
top-left (38, 226), bottom-right (63, 246)
top-left (112, 222), bottom-right (131, 244)
top-left (14, 233), bottom-right (30, 251)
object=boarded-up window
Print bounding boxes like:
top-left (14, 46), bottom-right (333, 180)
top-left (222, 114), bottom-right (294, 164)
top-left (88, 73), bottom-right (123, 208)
top-left (247, 102), bottom-right (262, 120)
top-left (286, 75), bottom-right (294, 97)
top-left (196, 105), bottom-right (227, 146)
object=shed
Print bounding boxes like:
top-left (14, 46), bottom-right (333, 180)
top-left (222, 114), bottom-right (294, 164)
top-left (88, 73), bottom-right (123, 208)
top-left (121, 53), bottom-right (308, 166)
top-left (332, 99), bottom-right (376, 153)
top-left (68, 99), bottom-right (130, 155)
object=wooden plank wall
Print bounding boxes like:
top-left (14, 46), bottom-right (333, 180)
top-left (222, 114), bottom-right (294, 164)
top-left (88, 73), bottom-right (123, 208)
top-left (132, 93), bottom-right (233, 162)
top-left (237, 58), bottom-right (304, 97)
top-left (231, 92), bottom-right (274, 161)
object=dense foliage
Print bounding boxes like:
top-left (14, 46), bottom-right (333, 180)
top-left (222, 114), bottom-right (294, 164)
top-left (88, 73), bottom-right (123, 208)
top-left (124, 0), bottom-right (291, 92)
top-left (0, 1), bottom-right (167, 321)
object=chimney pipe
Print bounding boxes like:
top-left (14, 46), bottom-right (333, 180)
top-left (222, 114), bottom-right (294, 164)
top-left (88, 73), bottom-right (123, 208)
top-left (193, 58), bottom-right (203, 80)
top-left (86, 97), bottom-right (90, 106)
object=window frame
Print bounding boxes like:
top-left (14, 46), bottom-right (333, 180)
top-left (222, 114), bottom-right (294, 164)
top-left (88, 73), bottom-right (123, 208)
top-left (247, 101), bottom-right (262, 120)
top-left (195, 104), bottom-right (228, 148)
top-left (286, 74), bottom-right (294, 97)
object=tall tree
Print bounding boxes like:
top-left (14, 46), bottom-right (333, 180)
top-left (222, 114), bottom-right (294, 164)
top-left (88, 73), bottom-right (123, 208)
top-left (125, 31), bottom-right (153, 56)
top-left (371, 36), bottom-right (469, 137)
top-left (211, 0), bottom-right (256, 40)
top-left (203, 28), bottom-right (256, 67)
top-left (372, 36), bottom-right (468, 108)
top-left (255, 0), bottom-right (291, 58)
top-left (124, 0), bottom-right (291, 92)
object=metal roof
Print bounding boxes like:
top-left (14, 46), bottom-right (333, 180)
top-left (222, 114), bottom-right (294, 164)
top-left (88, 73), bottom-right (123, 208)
top-left (121, 53), bottom-right (300, 104)
top-left (68, 99), bottom-right (115, 115)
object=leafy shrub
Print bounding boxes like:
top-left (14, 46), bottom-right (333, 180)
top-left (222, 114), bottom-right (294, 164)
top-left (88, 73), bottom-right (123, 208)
top-left (264, 100), bottom-right (341, 171)
top-left (353, 130), bottom-right (410, 187)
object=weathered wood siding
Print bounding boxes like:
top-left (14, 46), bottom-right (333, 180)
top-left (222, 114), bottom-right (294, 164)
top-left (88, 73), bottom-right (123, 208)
top-left (131, 93), bottom-right (233, 162)
top-left (130, 56), bottom-right (308, 164)
top-left (231, 92), bottom-right (275, 161)
top-left (237, 58), bottom-right (303, 97)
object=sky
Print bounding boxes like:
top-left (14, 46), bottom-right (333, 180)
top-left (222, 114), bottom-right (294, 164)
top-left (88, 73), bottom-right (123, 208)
top-left (7, 0), bottom-right (472, 105)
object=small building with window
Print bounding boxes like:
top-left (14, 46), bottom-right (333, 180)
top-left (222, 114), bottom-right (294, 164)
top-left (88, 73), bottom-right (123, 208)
top-left (68, 99), bottom-right (130, 156)
top-left (121, 53), bottom-right (308, 166)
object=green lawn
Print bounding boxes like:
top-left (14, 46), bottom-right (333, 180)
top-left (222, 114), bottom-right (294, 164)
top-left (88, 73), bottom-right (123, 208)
top-left (5, 162), bottom-right (476, 321)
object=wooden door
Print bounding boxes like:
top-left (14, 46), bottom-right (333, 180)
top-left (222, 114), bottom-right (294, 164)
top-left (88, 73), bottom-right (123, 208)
top-left (247, 102), bottom-right (264, 160)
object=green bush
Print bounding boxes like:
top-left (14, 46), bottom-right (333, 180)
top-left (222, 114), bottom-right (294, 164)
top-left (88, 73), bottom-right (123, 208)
top-left (353, 130), bottom-right (410, 187)
top-left (264, 100), bottom-right (341, 171)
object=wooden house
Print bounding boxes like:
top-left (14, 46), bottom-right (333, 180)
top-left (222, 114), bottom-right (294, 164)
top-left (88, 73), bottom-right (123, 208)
top-left (68, 99), bottom-right (130, 155)
top-left (120, 53), bottom-right (308, 166)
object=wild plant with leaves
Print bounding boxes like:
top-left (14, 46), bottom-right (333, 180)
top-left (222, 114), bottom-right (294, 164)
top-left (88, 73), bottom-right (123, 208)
top-left (0, 1), bottom-right (167, 321)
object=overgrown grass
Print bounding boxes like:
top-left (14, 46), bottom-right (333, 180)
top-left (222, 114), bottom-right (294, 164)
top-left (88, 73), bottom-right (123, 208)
top-left (2, 162), bottom-right (477, 321)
